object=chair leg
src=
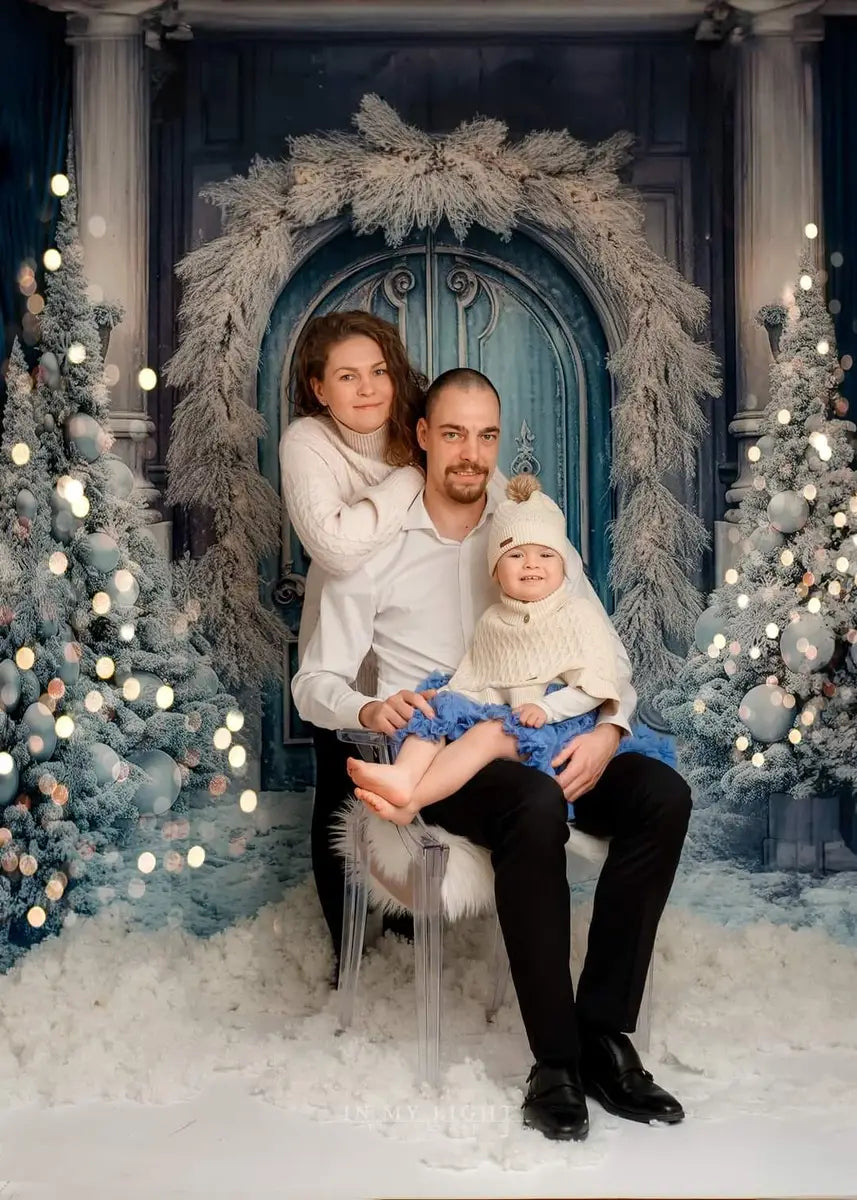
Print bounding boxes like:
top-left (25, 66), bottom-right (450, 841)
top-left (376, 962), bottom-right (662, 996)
top-left (336, 806), bottom-right (370, 1032)
top-left (485, 916), bottom-right (510, 1023)
top-left (413, 839), bottom-right (448, 1089)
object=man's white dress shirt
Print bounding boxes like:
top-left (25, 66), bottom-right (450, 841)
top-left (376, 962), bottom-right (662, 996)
top-left (292, 486), bottom-right (637, 736)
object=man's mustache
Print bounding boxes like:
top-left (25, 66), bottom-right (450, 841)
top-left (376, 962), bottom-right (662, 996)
top-left (445, 462), bottom-right (487, 477)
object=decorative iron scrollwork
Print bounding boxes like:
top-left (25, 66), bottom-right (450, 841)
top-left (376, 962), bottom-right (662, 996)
top-left (510, 420), bottom-right (541, 476)
top-left (446, 265), bottom-right (479, 308)
top-left (383, 265), bottom-right (416, 306)
top-left (274, 563), bottom-right (306, 609)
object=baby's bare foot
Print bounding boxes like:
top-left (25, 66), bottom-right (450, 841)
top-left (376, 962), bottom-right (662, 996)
top-left (356, 787), bottom-right (419, 825)
top-left (347, 757), bottom-right (413, 807)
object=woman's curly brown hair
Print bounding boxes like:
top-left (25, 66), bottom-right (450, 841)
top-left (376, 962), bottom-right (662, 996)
top-left (290, 311), bottom-right (426, 468)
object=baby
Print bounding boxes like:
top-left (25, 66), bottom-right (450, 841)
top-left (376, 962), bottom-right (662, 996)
top-left (347, 474), bottom-right (622, 823)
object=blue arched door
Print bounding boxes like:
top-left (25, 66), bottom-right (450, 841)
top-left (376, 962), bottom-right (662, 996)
top-left (259, 222), bottom-right (612, 789)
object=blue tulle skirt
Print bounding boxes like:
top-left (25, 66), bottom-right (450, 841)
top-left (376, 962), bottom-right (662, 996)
top-left (396, 672), bottom-right (677, 818)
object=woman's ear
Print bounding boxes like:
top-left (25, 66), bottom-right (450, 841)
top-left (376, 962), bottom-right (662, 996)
top-left (311, 376), bottom-right (326, 406)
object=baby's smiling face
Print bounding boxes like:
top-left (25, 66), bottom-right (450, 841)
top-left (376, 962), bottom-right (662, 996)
top-left (496, 544), bottom-right (564, 603)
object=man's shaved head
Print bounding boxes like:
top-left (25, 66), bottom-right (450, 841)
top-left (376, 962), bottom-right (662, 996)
top-left (424, 368), bottom-right (501, 421)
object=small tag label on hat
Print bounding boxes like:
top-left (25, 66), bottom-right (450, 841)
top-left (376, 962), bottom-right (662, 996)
top-left (500, 537), bottom-right (513, 547)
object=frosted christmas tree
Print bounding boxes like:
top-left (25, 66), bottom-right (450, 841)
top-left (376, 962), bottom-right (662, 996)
top-left (659, 263), bottom-right (857, 860)
top-left (0, 164), bottom-right (250, 969)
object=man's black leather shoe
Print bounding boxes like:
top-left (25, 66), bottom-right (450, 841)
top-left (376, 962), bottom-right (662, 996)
top-left (580, 1030), bottom-right (684, 1125)
top-left (522, 1062), bottom-right (590, 1141)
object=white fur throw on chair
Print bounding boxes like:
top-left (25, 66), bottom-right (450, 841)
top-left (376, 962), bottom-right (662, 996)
top-left (332, 798), bottom-right (496, 922)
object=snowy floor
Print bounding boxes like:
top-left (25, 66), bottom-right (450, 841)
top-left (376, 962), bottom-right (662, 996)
top-left (1, 790), bottom-right (856, 1198)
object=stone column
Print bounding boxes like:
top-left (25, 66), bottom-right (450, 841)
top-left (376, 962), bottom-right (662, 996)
top-left (67, 11), bottom-right (170, 554)
top-left (716, 9), bottom-right (823, 577)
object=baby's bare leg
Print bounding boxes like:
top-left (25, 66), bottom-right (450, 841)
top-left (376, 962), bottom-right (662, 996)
top-left (409, 720), bottom-right (520, 809)
top-left (347, 734), bottom-right (444, 807)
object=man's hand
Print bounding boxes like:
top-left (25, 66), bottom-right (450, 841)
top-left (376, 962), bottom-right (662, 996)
top-left (552, 723), bottom-right (621, 803)
top-left (358, 690), bottom-right (436, 736)
top-left (513, 703), bottom-right (547, 728)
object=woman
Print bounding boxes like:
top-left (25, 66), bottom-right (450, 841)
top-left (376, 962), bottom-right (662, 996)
top-left (279, 310), bottom-right (426, 966)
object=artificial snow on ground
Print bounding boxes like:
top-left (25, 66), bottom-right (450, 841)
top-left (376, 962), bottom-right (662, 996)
top-left (1, 790), bottom-right (856, 1197)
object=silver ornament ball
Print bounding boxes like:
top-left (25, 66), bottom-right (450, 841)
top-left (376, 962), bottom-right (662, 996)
top-left (90, 742), bottom-right (122, 786)
top-left (749, 525), bottom-right (785, 554)
top-left (65, 413), bottom-right (105, 464)
top-left (779, 614), bottom-right (836, 673)
top-left (80, 532), bottom-right (120, 573)
top-left (130, 749), bottom-right (182, 815)
top-left (694, 604), bottom-right (725, 653)
top-left (16, 489), bottom-right (37, 521)
top-left (767, 490), bottom-right (809, 535)
top-left (0, 758), bottom-right (20, 805)
top-left (738, 683), bottom-right (795, 743)
top-left (22, 701), bottom-right (57, 762)
top-left (102, 456), bottom-right (134, 500)
top-left (0, 660), bottom-right (22, 711)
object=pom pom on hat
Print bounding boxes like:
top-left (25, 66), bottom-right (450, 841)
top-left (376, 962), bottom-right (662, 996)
top-left (488, 473), bottom-right (568, 574)
top-left (505, 473), bottom-right (542, 503)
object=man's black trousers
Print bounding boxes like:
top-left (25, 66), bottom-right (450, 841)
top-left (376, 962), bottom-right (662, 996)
top-left (420, 752), bottom-right (691, 1063)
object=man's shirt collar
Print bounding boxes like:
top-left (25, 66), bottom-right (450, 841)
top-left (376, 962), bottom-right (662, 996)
top-left (402, 478), bottom-right (501, 536)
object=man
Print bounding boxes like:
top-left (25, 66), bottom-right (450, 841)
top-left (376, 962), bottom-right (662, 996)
top-left (293, 368), bottom-right (690, 1141)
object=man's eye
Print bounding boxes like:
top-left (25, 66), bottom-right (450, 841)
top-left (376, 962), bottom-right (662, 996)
top-left (443, 432), bottom-right (460, 440)
top-left (481, 433), bottom-right (498, 441)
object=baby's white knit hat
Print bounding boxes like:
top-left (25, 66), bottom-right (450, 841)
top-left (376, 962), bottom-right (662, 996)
top-left (488, 475), bottom-right (568, 574)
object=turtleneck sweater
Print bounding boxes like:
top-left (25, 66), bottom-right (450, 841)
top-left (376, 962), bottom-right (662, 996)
top-left (279, 413), bottom-right (424, 662)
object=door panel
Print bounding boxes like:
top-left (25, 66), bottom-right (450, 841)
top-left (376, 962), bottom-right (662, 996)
top-left (258, 223), bottom-right (611, 789)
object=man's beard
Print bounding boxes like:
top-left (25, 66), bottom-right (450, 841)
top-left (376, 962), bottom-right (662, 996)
top-left (442, 463), bottom-right (489, 503)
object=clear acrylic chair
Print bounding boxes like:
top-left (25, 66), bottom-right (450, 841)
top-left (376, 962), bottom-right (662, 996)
top-left (335, 729), bottom-right (653, 1089)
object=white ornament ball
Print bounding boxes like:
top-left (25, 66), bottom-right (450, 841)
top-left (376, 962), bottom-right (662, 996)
top-left (106, 570), bottom-right (140, 608)
top-left (749, 525), bottom-right (785, 554)
top-left (49, 490), bottom-right (82, 543)
top-left (780, 615), bottom-right (835, 673)
top-left (58, 638), bottom-right (80, 685)
top-left (65, 414), bottom-right (105, 463)
top-left (22, 701), bottom-right (57, 762)
top-left (80, 532), bottom-right (120, 573)
top-left (130, 749), bottom-right (182, 815)
top-left (738, 683), bottom-right (795, 743)
top-left (90, 742), bottom-right (122, 786)
top-left (16, 489), bottom-right (37, 521)
top-left (180, 663), bottom-right (220, 699)
top-left (39, 351), bottom-right (61, 390)
top-left (756, 434), bottom-right (777, 457)
top-left (694, 604), bottom-right (725, 653)
top-left (767, 490), bottom-right (809, 534)
top-left (0, 660), bottom-right (22, 711)
top-left (0, 758), bottom-right (20, 804)
top-left (103, 456), bottom-right (134, 500)
top-left (116, 670), bottom-right (165, 705)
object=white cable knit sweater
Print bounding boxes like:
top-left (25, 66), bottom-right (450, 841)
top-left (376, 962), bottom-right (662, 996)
top-left (446, 584), bottom-right (621, 719)
top-left (279, 414), bottom-right (424, 662)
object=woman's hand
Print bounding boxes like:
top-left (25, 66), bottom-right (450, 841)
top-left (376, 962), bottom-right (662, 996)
top-left (358, 690), bottom-right (436, 736)
top-left (514, 703), bottom-right (547, 728)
